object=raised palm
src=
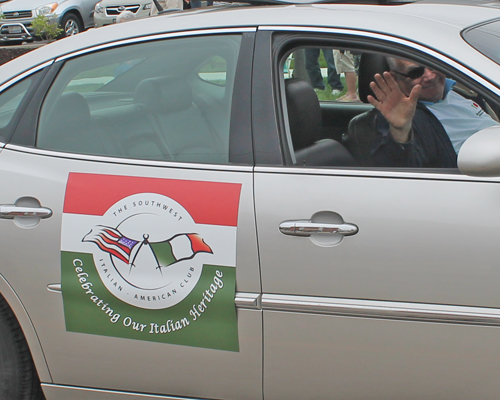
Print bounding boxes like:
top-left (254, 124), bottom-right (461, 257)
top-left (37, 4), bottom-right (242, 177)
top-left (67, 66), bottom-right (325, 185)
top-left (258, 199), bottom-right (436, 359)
top-left (367, 71), bottom-right (421, 142)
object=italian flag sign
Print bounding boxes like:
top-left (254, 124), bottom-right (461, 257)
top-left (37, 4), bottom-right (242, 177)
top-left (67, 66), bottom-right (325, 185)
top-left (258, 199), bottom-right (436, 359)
top-left (61, 173), bottom-right (242, 351)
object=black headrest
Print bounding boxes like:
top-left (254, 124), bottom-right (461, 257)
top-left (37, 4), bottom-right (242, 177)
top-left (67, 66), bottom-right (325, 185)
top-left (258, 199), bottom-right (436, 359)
top-left (285, 78), bottom-right (322, 150)
top-left (358, 53), bottom-right (390, 103)
top-left (134, 76), bottom-right (192, 114)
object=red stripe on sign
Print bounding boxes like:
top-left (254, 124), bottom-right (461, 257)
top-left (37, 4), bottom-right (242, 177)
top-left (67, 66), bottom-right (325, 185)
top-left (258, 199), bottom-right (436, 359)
top-left (63, 173), bottom-right (242, 227)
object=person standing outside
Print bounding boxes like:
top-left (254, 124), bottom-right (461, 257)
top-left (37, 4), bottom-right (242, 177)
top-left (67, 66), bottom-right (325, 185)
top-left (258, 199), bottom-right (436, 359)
top-left (305, 48), bottom-right (344, 95)
top-left (334, 50), bottom-right (360, 102)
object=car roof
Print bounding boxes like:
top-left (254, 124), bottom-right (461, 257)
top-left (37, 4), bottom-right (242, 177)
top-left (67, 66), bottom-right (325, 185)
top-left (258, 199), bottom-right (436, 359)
top-left (1, 0), bottom-right (500, 84)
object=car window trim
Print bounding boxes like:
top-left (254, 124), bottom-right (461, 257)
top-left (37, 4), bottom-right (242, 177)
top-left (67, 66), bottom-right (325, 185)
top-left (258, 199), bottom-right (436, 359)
top-left (261, 25), bottom-right (500, 97)
top-left (255, 165), bottom-right (500, 183)
top-left (11, 31), bottom-right (256, 165)
top-left (0, 61), bottom-right (53, 144)
top-left (0, 60), bottom-right (54, 92)
top-left (10, 61), bottom-right (63, 147)
top-left (4, 144), bottom-right (255, 173)
top-left (55, 27), bottom-right (258, 63)
top-left (259, 26), bottom-right (500, 171)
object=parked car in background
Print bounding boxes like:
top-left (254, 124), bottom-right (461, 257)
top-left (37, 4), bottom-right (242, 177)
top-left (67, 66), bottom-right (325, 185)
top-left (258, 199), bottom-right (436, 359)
top-left (94, 0), bottom-right (152, 27)
top-left (0, 0), bottom-right (99, 43)
top-left (3, 0), bottom-right (500, 399)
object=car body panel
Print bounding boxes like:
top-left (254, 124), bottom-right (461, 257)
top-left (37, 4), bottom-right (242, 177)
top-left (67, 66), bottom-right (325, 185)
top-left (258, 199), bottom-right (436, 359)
top-left (255, 168), bottom-right (500, 306)
top-left (0, 146), bottom-right (262, 399)
top-left (0, 273), bottom-right (52, 383)
top-left (263, 310), bottom-right (500, 399)
top-left (249, 19), bottom-right (500, 398)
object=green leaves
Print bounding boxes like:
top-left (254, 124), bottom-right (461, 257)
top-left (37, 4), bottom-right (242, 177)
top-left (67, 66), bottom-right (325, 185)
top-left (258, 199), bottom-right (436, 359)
top-left (31, 14), bottom-right (62, 42)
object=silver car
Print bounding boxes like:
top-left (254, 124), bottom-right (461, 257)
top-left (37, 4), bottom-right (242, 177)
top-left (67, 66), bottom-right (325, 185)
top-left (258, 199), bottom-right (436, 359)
top-left (2, 0), bottom-right (500, 399)
top-left (0, 0), bottom-right (99, 42)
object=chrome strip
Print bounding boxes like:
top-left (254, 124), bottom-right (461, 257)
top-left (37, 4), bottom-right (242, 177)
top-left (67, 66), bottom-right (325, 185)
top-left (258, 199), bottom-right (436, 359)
top-left (56, 27), bottom-right (257, 62)
top-left (47, 283), bottom-right (62, 293)
top-left (0, 60), bottom-right (54, 92)
top-left (255, 165), bottom-right (500, 183)
top-left (262, 294), bottom-right (500, 326)
top-left (259, 25), bottom-right (500, 97)
top-left (4, 145), bottom-right (253, 173)
top-left (235, 292), bottom-right (261, 309)
top-left (41, 383), bottom-right (205, 399)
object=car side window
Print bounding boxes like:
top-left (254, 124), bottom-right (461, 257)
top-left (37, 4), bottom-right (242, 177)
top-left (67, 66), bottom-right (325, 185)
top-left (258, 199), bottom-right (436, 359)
top-left (37, 35), bottom-right (242, 164)
top-left (281, 45), bottom-right (500, 171)
top-left (0, 72), bottom-right (42, 141)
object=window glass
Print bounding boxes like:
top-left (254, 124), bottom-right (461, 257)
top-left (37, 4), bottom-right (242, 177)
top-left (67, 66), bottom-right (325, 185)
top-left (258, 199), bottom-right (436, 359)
top-left (281, 45), bottom-right (500, 170)
top-left (37, 35), bottom-right (242, 164)
top-left (0, 76), bottom-right (35, 132)
top-left (463, 20), bottom-right (500, 66)
top-left (198, 56), bottom-right (227, 86)
top-left (284, 48), bottom-right (361, 102)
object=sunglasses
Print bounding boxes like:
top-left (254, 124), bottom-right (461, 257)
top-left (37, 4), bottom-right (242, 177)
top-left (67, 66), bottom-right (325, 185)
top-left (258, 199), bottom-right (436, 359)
top-left (392, 66), bottom-right (426, 80)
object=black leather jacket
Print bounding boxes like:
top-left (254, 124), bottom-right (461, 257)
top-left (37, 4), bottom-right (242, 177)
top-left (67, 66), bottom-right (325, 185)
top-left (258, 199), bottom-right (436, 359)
top-left (347, 103), bottom-right (457, 168)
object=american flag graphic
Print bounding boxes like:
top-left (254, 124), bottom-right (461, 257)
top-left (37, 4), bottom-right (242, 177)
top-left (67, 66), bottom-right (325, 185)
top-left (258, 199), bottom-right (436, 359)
top-left (83, 226), bottom-right (139, 264)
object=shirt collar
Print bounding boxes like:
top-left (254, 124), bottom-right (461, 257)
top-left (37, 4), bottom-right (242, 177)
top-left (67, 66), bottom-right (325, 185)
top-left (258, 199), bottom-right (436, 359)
top-left (419, 79), bottom-right (456, 106)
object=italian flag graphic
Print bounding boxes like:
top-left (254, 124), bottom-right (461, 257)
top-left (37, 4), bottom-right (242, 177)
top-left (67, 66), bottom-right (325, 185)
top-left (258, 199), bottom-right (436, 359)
top-left (61, 173), bottom-right (242, 351)
top-left (83, 227), bottom-right (213, 267)
top-left (150, 233), bottom-right (213, 266)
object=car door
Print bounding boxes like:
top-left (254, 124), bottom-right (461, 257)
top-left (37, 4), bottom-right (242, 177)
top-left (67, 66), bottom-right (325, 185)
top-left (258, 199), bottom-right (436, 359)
top-left (0, 30), bottom-right (263, 399)
top-left (254, 29), bottom-right (500, 400)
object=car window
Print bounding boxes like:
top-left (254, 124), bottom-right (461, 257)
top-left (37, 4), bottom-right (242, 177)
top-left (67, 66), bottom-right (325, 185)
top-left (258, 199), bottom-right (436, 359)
top-left (286, 48), bottom-right (361, 102)
top-left (36, 35), bottom-right (242, 164)
top-left (198, 55), bottom-right (227, 86)
top-left (279, 44), bottom-right (500, 170)
top-left (0, 73), bottom-right (42, 141)
top-left (463, 20), bottom-right (500, 66)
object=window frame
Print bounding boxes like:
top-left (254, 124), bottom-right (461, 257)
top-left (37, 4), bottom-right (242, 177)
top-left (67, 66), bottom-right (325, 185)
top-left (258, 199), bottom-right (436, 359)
top-left (9, 28), bottom-right (256, 167)
top-left (255, 27), bottom-right (500, 173)
top-left (0, 64), bottom-right (50, 145)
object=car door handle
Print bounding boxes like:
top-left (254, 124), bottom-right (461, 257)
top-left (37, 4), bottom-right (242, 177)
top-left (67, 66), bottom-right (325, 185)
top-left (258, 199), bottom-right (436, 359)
top-left (0, 205), bottom-right (53, 219)
top-left (279, 220), bottom-right (358, 237)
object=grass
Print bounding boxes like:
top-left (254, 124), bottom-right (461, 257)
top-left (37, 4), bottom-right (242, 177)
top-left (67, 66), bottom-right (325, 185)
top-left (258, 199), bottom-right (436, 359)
top-left (315, 77), bottom-right (348, 101)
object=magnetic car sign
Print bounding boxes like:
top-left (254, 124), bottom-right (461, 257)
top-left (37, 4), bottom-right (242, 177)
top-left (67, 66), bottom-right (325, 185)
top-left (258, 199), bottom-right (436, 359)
top-left (61, 173), bottom-right (242, 351)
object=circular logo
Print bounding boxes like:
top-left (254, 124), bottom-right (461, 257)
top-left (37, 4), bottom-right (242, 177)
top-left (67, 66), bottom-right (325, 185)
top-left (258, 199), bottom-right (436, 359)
top-left (83, 193), bottom-right (212, 309)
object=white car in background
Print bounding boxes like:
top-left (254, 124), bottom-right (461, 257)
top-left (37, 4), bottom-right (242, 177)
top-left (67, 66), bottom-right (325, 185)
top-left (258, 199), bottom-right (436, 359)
top-left (93, 0), bottom-right (152, 26)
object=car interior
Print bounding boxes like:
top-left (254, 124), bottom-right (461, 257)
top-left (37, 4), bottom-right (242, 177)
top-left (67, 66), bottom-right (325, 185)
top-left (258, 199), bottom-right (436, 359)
top-left (281, 46), bottom-right (500, 169)
top-left (32, 35), bottom-right (500, 170)
top-left (36, 35), bottom-right (241, 165)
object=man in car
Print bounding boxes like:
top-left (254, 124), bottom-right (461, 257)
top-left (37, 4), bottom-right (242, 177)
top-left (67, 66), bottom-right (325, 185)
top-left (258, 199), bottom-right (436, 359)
top-left (347, 57), bottom-right (499, 167)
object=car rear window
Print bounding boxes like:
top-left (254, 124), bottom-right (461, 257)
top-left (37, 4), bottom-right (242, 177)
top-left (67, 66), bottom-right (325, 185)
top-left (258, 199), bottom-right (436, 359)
top-left (463, 19), bottom-right (500, 65)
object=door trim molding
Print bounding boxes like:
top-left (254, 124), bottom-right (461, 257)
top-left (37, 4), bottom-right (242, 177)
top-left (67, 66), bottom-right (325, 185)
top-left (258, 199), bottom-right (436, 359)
top-left (262, 294), bottom-right (500, 326)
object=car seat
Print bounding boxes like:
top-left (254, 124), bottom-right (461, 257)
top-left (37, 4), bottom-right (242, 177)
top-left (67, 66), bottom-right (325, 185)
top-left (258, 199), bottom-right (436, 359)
top-left (284, 77), bottom-right (357, 167)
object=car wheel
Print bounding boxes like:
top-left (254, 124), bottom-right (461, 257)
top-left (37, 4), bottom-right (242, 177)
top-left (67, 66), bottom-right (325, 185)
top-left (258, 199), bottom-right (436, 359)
top-left (0, 296), bottom-right (44, 400)
top-left (60, 13), bottom-right (82, 37)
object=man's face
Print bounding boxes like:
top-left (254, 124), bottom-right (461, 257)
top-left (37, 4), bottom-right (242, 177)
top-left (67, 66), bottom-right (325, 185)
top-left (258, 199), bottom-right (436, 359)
top-left (390, 59), bottom-right (446, 102)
